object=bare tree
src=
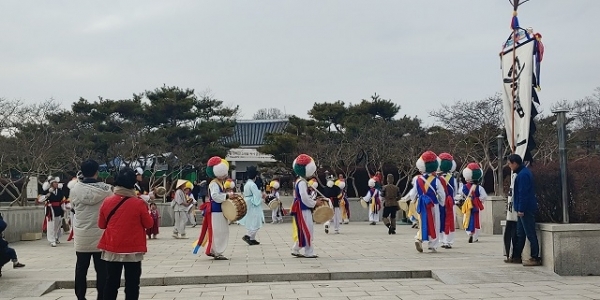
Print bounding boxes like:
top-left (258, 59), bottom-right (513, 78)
top-left (0, 99), bottom-right (64, 206)
top-left (430, 94), bottom-right (504, 188)
top-left (253, 108), bottom-right (289, 120)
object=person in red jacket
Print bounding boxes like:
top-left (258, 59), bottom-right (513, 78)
top-left (98, 168), bottom-right (153, 300)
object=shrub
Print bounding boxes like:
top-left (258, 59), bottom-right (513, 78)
top-left (526, 159), bottom-right (600, 223)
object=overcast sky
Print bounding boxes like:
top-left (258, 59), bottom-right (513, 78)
top-left (1, 1), bottom-right (598, 125)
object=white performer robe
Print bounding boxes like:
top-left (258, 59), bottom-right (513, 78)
top-left (327, 207), bottom-right (341, 232)
top-left (185, 194), bottom-right (197, 226)
top-left (172, 189), bottom-right (188, 236)
top-left (46, 210), bottom-right (63, 243)
top-left (270, 191), bottom-right (283, 222)
top-left (414, 175), bottom-right (446, 251)
top-left (291, 181), bottom-right (317, 257)
top-left (362, 189), bottom-right (381, 223)
top-left (440, 174), bottom-right (458, 246)
top-left (44, 191), bottom-right (65, 244)
top-left (209, 180), bottom-right (229, 256)
top-left (460, 185), bottom-right (488, 241)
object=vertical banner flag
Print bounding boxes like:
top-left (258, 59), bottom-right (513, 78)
top-left (500, 26), bottom-right (543, 163)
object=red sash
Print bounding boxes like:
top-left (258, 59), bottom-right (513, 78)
top-left (197, 202), bottom-right (213, 255)
top-left (438, 176), bottom-right (456, 234)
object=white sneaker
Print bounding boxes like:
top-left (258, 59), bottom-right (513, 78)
top-left (50, 242), bottom-right (57, 247)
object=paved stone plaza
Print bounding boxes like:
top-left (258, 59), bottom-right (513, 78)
top-left (1, 221), bottom-right (599, 299)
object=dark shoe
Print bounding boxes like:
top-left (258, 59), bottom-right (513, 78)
top-left (242, 235), bottom-right (252, 245)
top-left (388, 227), bottom-right (392, 235)
top-left (291, 253), bottom-right (304, 257)
top-left (504, 257), bottom-right (522, 264)
top-left (385, 223), bottom-right (390, 228)
top-left (324, 224), bottom-right (329, 234)
top-left (441, 245), bottom-right (448, 249)
top-left (303, 255), bottom-right (319, 258)
top-left (411, 223), bottom-right (418, 229)
top-left (13, 262), bottom-right (25, 268)
top-left (214, 255), bottom-right (229, 260)
top-left (468, 236), bottom-right (473, 243)
top-left (370, 222), bottom-right (376, 225)
top-left (391, 229), bottom-right (396, 235)
top-left (415, 240), bottom-right (423, 253)
top-left (523, 258), bottom-right (541, 266)
top-left (445, 245), bottom-right (452, 249)
top-left (250, 240), bottom-right (260, 245)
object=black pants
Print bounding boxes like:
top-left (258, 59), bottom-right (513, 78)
top-left (382, 206), bottom-right (398, 228)
top-left (104, 261), bottom-right (142, 300)
top-left (75, 252), bottom-right (106, 300)
top-left (503, 220), bottom-right (518, 258)
top-left (513, 212), bottom-right (540, 260)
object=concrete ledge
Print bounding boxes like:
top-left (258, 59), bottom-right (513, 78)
top-left (538, 222), bottom-right (600, 276)
top-left (0, 206), bottom-right (45, 243)
top-left (21, 232), bottom-right (42, 241)
top-left (480, 196), bottom-right (506, 235)
top-left (52, 270), bottom-right (432, 292)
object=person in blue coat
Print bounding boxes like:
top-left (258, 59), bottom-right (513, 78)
top-left (508, 154), bottom-right (542, 266)
top-left (239, 166), bottom-right (266, 245)
top-left (0, 212), bottom-right (26, 277)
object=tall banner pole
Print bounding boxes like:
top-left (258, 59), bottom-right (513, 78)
top-left (499, 0), bottom-right (544, 261)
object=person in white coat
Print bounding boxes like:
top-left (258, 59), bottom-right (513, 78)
top-left (69, 160), bottom-right (113, 300)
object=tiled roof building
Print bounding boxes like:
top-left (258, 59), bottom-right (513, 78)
top-left (225, 119), bottom-right (289, 182)
top-left (223, 119), bottom-right (289, 148)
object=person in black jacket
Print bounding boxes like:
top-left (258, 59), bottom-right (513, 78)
top-left (0, 212), bottom-right (26, 278)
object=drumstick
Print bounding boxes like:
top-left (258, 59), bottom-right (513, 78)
top-left (299, 178), bottom-right (328, 198)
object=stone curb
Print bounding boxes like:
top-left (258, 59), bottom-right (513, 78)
top-left (50, 270), bottom-right (432, 292)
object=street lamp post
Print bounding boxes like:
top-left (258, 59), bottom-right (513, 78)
top-left (552, 107), bottom-right (570, 224)
top-left (496, 134), bottom-right (504, 196)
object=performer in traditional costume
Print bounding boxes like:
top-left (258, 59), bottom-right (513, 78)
top-left (195, 156), bottom-right (232, 260)
top-left (134, 167), bottom-right (150, 202)
top-left (185, 184), bottom-right (198, 227)
top-left (381, 174), bottom-right (400, 235)
top-left (224, 179), bottom-right (235, 193)
top-left (362, 178), bottom-right (381, 225)
top-left (42, 177), bottom-right (66, 247)
top-left (308, 178), bottom-right (319, 198)
top-left (414, 151), bottom-right (446, 253)
top-left (460, 163), bottom-right (487, 243)
top-left (268, 180), bottom-right (284, 224)
top-left (337, 175), bottom-right (350, 224)
top-left (402, 175), bottom-right (420, 228)
top-left (290, 154), bottom-right (319, 258)
top-left (172, 180), bottom-right (191, 239)
top-left (239, 166), bottom-right (265, 245)
top-left (437, 153), bottom-right (458, 249)
top-left (324, 176), bottom-right (342, 234)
